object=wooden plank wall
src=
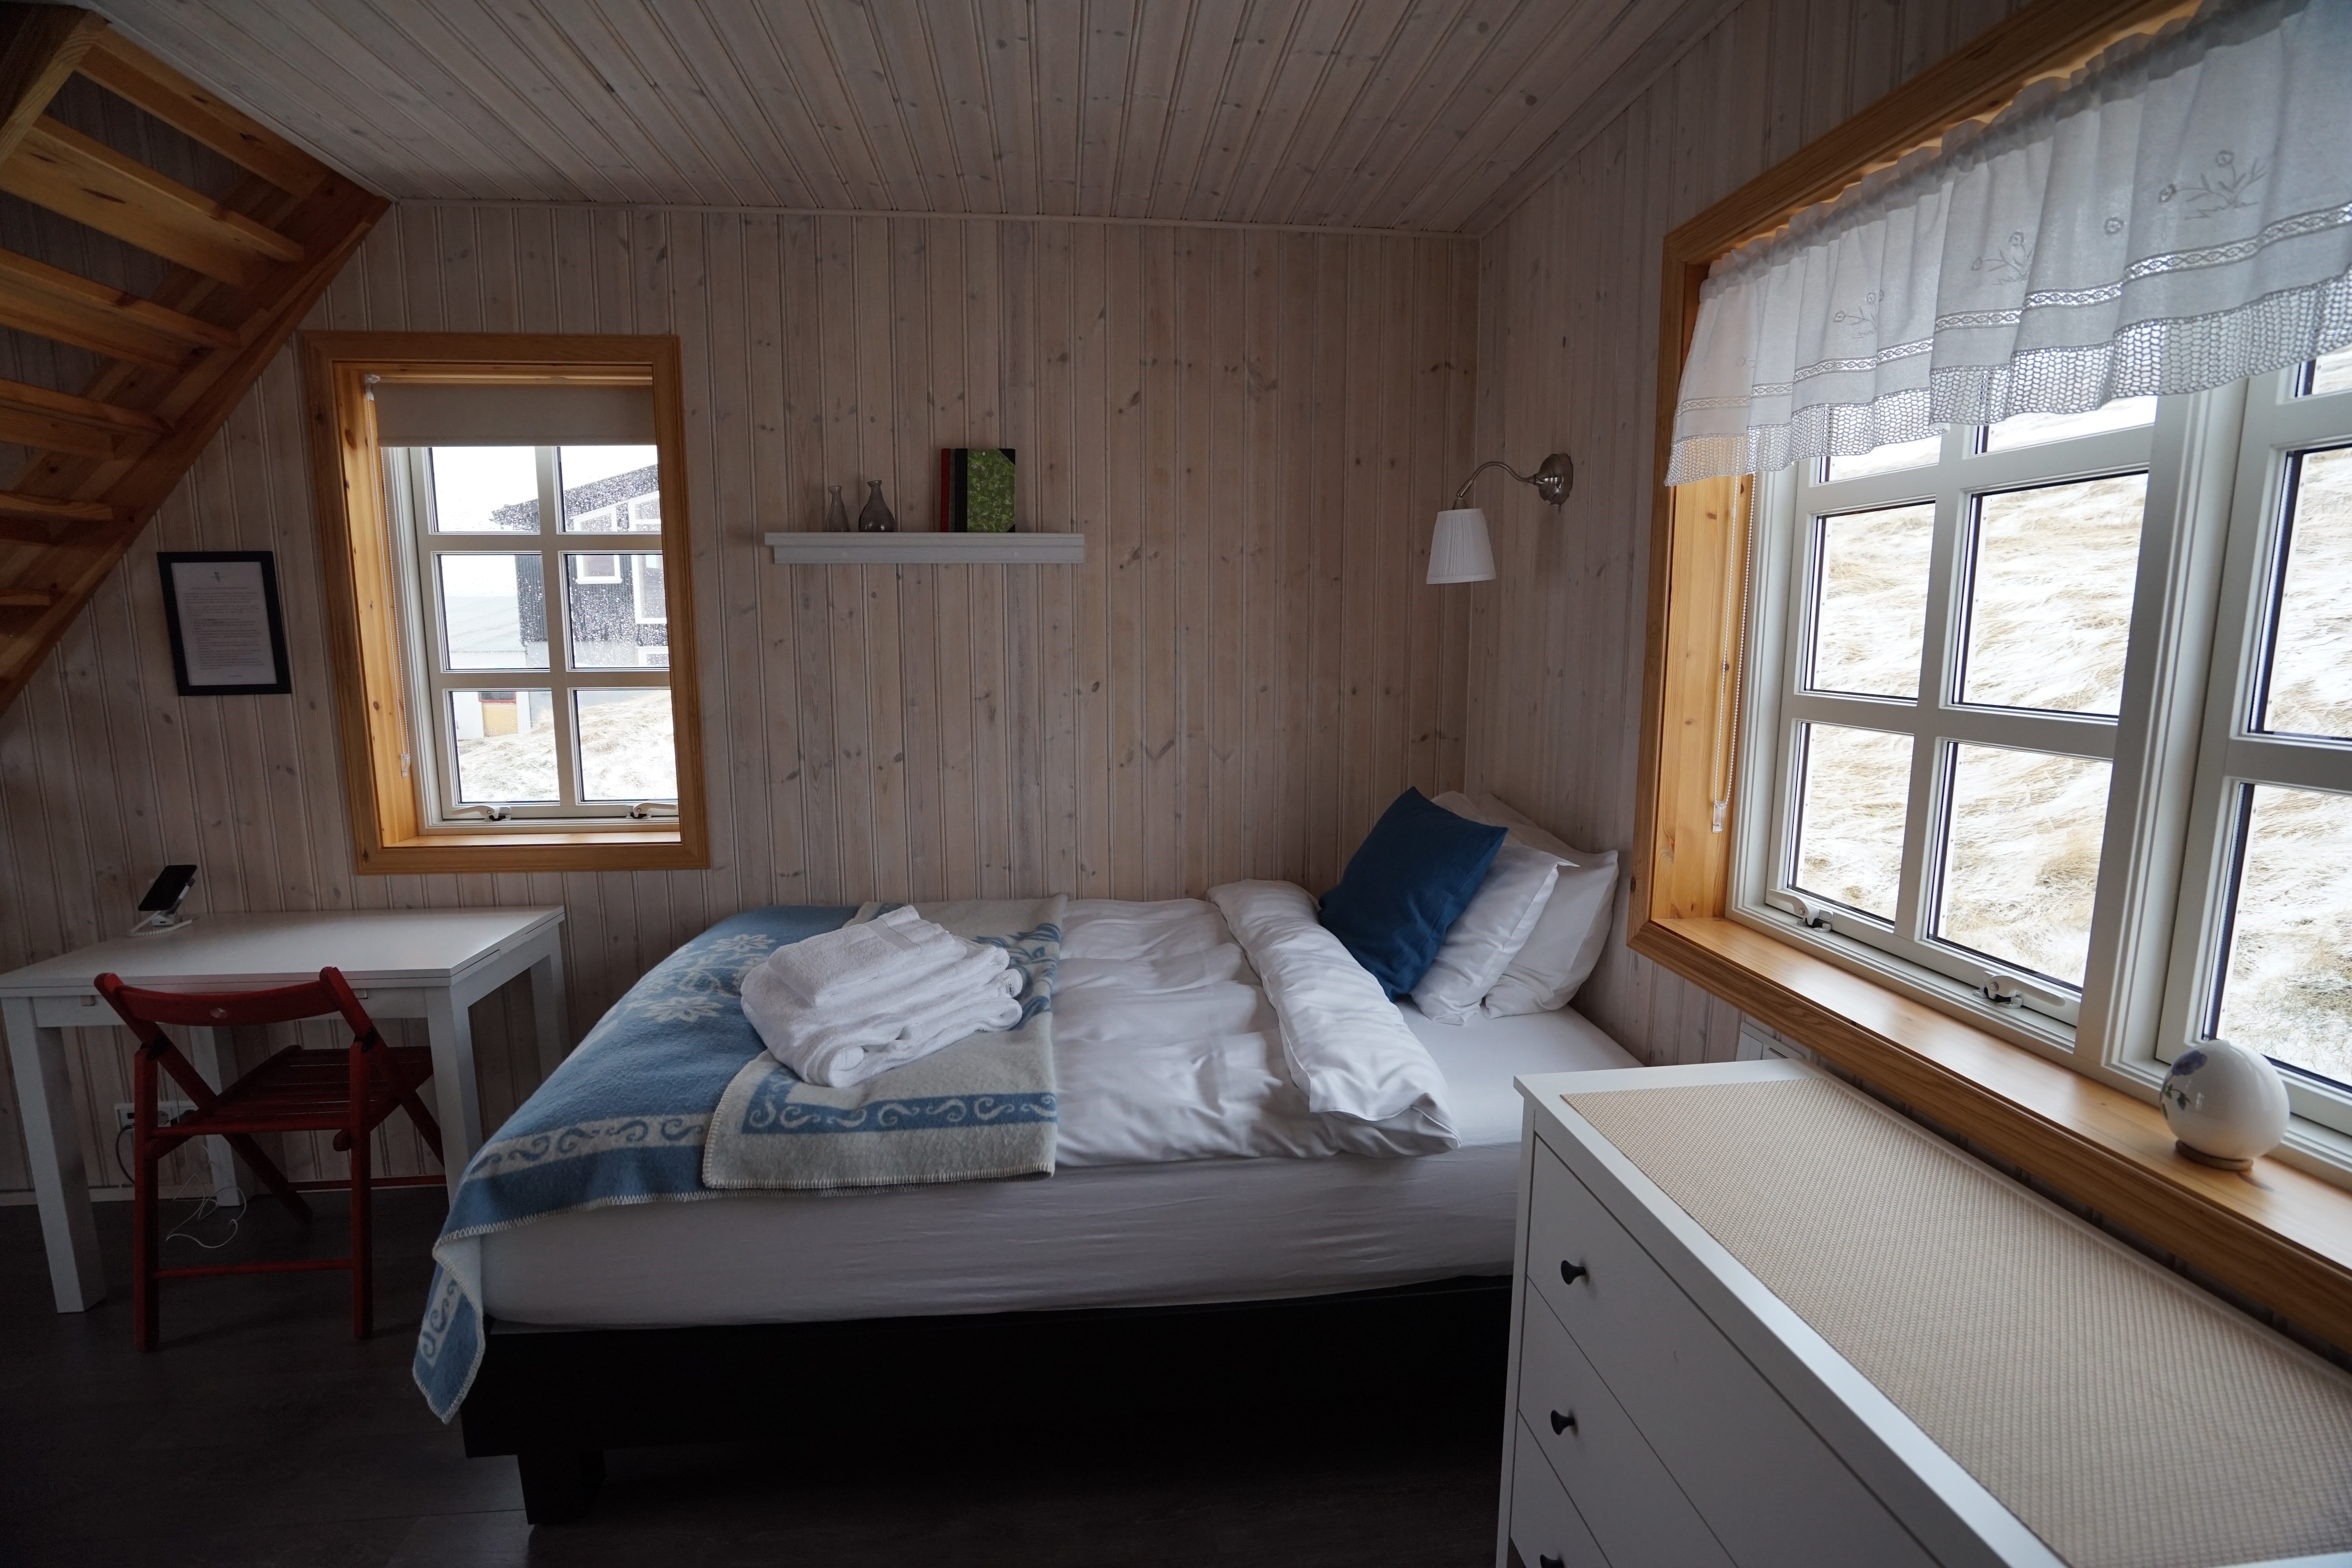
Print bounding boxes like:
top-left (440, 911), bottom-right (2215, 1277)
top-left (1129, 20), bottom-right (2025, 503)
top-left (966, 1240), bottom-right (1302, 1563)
top-left (0, 201), bottom-right (1477, 1194)
top-left (1463, 0), bottom-right (2031, 1066)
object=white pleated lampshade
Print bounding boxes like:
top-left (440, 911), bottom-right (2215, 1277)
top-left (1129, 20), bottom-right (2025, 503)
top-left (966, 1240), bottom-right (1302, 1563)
top-left (1426, 507), bottom-right (1495, 584)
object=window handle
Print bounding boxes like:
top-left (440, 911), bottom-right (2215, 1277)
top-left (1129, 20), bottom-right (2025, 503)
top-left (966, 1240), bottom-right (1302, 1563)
top-left (1550, 1409), bottom-right (1577, 1435)
top-left (1978, 966), bottom-right (2067, 1010)
top-left (1766, 889), bottom-right (1832, 929)
top-left (448, 803), bottom-right (512, 822)
top-left (627, 800), bottom-right (677, 820)
top-left (1559, 1260), bottom-right (1588, 1286)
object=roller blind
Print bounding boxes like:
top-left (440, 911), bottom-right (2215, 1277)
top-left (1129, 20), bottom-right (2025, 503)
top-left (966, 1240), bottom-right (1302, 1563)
top-left (370, 381), bottom-right (655, 446)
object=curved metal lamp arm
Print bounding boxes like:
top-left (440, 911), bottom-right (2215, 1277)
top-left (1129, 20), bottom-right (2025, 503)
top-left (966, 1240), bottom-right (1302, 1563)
top-left (1452, 451), bottom-right (1573, 507)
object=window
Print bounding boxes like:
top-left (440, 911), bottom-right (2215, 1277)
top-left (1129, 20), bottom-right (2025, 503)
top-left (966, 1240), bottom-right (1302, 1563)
top-left (1739, 350), bottom-right (2352, 1165)
top-left (2159, 352), bottom-right (2352, 1143)
top-left (394, 444), bottom-right (674, 821)
top-left (304, 333), bottom-right (706, 873)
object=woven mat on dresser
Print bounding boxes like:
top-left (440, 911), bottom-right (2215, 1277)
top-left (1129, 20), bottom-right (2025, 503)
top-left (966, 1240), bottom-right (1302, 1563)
top-left (1563, 1077), bottom-right (2352, 1568)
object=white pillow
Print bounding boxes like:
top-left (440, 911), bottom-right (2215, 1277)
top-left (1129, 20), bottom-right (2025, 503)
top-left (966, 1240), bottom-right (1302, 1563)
top-left (1432, 791), bottom-right (1619, 1015)
top-left (1410, 841), bottom-right (1562, 1024)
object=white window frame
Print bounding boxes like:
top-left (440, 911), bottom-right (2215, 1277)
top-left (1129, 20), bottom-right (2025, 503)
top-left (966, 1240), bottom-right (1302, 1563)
top-left (390, 445), bottom-right (673, 826)
top-left (2152, 365), bottom-right (2352, 1163)
top-left (1733, 360), bottom-right (2352, 1183)
top-left (1741, 414), bottom-right (2170, 1040)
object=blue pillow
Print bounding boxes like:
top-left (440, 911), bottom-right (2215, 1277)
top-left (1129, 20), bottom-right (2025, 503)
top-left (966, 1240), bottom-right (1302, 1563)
top-left (1319, 788), bottom-right (1508, 998)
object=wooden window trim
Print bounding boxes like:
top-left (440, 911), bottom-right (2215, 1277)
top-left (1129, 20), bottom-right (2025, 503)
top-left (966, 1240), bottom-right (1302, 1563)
top-left (1630, 0), bottom-right (2352, 1352)
top-left (301, 331), bottom-right (709, 874)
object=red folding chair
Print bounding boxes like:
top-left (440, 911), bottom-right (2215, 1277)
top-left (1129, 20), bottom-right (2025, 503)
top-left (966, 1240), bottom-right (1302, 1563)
top-left (95, 965), bottom-right (443, 1349)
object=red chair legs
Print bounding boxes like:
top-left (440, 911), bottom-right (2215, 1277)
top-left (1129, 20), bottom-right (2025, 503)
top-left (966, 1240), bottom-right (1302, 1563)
top-left (98, 967), bottom-right (440, 1350)
top-left (349, 1034), bottom-right (371, 1340)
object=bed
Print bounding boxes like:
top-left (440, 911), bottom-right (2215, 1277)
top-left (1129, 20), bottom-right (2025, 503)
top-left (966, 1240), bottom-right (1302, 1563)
top-left (422, 884), bottom-right (1639, 1521)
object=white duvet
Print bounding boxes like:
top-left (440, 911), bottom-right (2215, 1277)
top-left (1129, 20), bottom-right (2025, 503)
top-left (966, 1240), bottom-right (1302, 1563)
top-left (1053, 889), bottom-right (1458, 1166)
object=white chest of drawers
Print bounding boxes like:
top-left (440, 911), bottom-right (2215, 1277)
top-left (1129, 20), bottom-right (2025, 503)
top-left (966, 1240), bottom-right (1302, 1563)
top-left (1497, 1060), bottom-right (2352, 1568)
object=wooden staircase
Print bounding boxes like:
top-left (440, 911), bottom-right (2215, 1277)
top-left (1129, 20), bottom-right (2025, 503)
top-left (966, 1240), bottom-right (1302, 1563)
top-left (0, 4), bottom-right (385, 714)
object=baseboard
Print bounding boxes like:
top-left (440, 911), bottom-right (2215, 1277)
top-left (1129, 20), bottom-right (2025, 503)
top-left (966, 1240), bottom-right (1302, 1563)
top-left (0, 1187), bottom-right (135, 1207)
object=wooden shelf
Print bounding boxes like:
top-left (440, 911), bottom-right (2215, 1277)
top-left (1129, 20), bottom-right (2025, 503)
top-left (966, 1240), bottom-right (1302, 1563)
top-left (764, 531), bottom-right (1085, 565)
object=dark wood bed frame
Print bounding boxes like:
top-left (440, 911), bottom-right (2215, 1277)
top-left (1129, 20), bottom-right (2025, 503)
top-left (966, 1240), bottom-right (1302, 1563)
top-left (461, 1272), bottom-right (1513, 1523)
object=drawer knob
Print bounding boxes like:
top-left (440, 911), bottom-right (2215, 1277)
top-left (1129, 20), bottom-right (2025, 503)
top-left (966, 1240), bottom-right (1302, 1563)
top-left (1559, 1259), bottom-right (1589, 1286)
top-left (1549, 1409), bottom-right (1577, 1436)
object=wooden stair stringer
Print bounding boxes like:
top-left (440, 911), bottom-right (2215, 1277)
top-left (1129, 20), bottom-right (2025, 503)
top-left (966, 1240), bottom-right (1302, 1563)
top-left (0, 7), bottom-right (387, 718)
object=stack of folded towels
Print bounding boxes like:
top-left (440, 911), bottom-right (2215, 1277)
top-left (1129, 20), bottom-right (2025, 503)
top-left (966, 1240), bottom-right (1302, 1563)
top-left (739, 905), bottom-right (1024, 1087)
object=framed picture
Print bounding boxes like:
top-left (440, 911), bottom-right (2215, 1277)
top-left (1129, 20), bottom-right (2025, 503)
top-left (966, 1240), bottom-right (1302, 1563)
top-left (157, 551), bottom-right (292, 696)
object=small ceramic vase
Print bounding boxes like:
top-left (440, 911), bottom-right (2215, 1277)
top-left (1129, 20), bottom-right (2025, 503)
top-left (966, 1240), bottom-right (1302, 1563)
top-left (824, 484), bottom-right (849, 532)
top-left (2160, 1038), bottom-right (2289, 1170)
top-left (857, 479), bottom-right (897, 533)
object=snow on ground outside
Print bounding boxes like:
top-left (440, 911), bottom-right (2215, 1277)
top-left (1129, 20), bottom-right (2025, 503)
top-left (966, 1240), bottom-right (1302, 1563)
top-left (452, 690), bottom-right (676, 803)
top-left (1793, 445), bottom-right (2350, 1085)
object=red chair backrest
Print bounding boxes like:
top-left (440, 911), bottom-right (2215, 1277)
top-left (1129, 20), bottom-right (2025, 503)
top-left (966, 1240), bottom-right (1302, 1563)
top-left (96, 966), bottom-right (377, 1045)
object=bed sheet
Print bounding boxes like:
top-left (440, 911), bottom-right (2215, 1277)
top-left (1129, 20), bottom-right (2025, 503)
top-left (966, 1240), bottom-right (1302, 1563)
top-left (477, 899), bottom-right (1636, 1328)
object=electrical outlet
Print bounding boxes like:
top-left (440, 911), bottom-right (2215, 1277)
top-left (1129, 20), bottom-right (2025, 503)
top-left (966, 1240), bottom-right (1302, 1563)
top-left (113, 1101), bottom-right (196, 1131)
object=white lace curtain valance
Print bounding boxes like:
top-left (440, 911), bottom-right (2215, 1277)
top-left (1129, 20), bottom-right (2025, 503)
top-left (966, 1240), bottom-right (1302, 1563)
top-left (1665, 0), bottom-right (2352, 486)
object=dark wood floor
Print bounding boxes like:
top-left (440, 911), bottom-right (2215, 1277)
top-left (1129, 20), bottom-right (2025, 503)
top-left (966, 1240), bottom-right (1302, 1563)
top-left (0, 1188), bottom-right (1503, 1565)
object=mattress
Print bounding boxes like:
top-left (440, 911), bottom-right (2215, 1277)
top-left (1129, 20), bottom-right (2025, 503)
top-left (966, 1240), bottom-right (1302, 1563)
top-left (477, 898), bottom-right (1640, 1328)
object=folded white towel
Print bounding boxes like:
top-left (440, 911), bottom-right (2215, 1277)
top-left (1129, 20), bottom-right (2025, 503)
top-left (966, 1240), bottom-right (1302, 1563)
top-left (748, 962), bottom-right (1023, 1087)
top-left (758, 905), bottom-right (975, 1010)
top-left (740, 910), bottom-right (1030, 1087)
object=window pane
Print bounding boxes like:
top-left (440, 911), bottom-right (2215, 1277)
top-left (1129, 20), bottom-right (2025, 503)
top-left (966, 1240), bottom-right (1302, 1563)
top-left (1934, 744), bottom-right (2111, 987)
top-left (450, 690), bottom-right (557, 802)
top-left (427, 446), bottom-right (540, 533)
top-left (559, 445), bottom-right (661, 533)
top-left (2302, 347), bottom-right (2352, 398)
top-left (575, 688), bottom-right (676, 800)
top-left (1792, 724), bottom-right (1912, 920)
top-left (564, 553), bottom-right (669, 669)
top-left (1959, 473), bottom-right (2147, 715)
top-left (634, 554), bottom-right (668, 628)
top-left (1825, 433), bottom-right (1943, 482)
top-left (1982, 397), bottom-right (2157, 452)
top-left (2257, 445), bottom-right (2352, 742)
top-left (2212, 785), bottom-right (2352, 1090)
top-left (437, 554), bottom-right (548, 670)
top-left (1809, 504), bottom-right (1933, 699)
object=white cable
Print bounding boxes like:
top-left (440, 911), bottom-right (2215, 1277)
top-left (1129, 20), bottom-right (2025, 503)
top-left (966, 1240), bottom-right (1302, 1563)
top-left (118, 1111), bottom-right (249, 1252)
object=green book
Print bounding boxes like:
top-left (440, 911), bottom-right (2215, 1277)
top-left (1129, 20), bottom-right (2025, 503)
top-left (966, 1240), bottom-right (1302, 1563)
top-left (939, 447), bottom-right (1016, 532)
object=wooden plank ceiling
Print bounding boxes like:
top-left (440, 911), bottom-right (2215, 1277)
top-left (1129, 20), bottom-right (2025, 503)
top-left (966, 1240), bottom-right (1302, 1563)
top-left (89, 0), bottom-right (1741, 234)
top-left (0, 5), bottom-right (385, 716)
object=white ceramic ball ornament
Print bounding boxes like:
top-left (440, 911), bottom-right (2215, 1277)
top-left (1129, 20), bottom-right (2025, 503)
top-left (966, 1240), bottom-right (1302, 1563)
top-left (2160, 1039), bottom-right (2289, 1171)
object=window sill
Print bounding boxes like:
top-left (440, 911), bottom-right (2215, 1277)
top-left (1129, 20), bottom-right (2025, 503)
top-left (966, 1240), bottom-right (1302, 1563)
top-left (1631, 913), bottom-right (2352, 1354)
top-left (356, 826), bottom-right (702, 875)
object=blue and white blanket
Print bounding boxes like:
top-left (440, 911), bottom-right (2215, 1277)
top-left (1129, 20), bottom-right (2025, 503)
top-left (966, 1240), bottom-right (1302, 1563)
top-left (704, 896), bottom-right (1064, 1192)
top-left (412, 900), bottom-right (1062, 1421)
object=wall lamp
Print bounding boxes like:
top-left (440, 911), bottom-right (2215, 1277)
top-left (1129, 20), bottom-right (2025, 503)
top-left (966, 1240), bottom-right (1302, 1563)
top-left (1426, 452), bottom-right (1573, 584)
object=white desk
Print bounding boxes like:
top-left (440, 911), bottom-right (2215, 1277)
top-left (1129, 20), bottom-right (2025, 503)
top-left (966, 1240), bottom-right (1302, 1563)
top-left (0, 907), bottom-right (566, 1314)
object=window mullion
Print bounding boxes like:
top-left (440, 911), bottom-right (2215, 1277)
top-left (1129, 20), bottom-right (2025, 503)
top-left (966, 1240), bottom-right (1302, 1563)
top-left (2220, 736), bottom-right (2352, 796)
top-left (536, 446), bottom-right (584, 815)
top-left (1895, 469), bottom-right (1967, 946)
